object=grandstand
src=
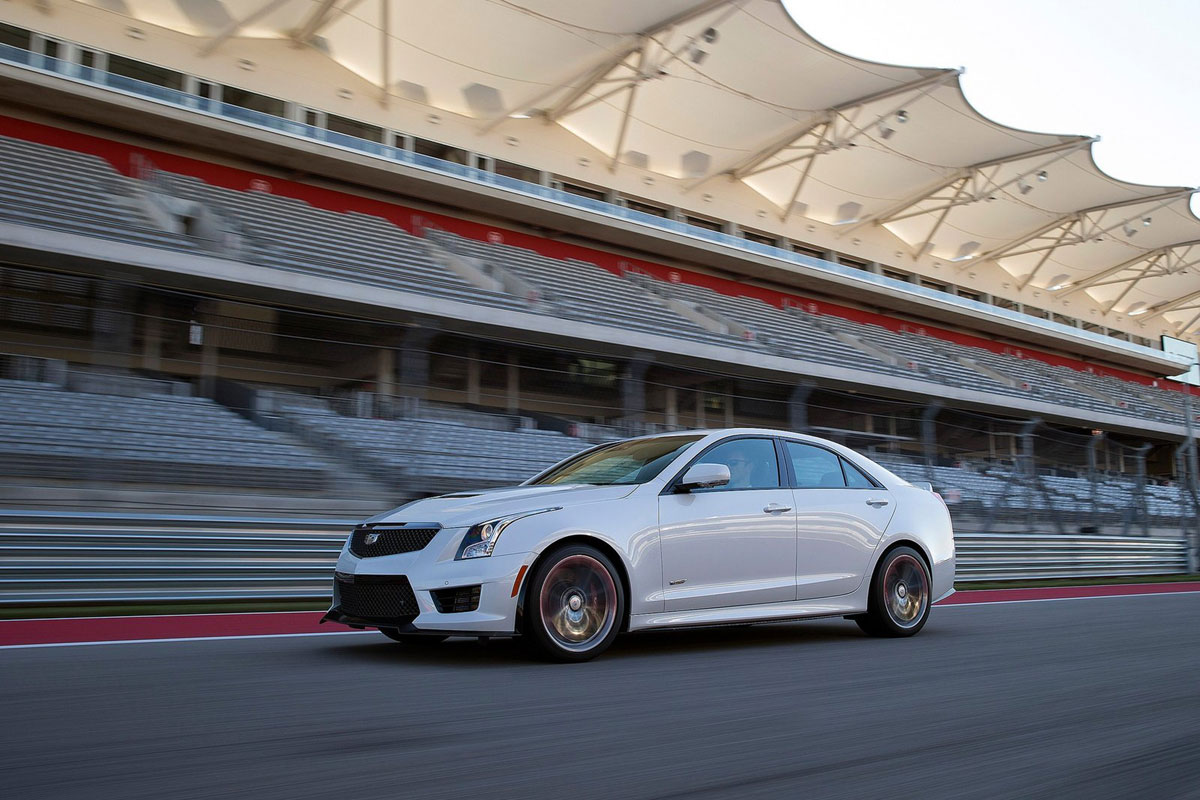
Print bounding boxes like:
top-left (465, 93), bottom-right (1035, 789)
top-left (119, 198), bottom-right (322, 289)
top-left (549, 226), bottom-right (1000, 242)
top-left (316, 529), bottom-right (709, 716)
top-left (0, 1), bottom-right (1198, 554)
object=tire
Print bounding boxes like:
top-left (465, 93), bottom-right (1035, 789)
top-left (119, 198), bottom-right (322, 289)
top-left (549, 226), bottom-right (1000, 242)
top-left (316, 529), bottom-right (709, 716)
top-left (523, 543), bottom-right (625, 662)
top-left (379, 629), bottom-right (449, 645)
top-left (855, 546), bottom-right (932, 637)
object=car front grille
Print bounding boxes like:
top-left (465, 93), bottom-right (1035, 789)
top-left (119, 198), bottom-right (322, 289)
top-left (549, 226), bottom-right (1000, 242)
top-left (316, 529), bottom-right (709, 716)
top-left (431, 585), bottom-right (481, 614)
top-left (349, 525), bottom-right (439, 558)
top-left (335, 575), bottom-right (419, 620)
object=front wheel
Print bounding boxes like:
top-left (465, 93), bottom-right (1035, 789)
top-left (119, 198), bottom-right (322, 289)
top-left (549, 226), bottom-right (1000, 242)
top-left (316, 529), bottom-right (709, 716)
top-left (855, 546), bottom-right (931, 637)
top-left (524, 544), bottom-right (624, 662)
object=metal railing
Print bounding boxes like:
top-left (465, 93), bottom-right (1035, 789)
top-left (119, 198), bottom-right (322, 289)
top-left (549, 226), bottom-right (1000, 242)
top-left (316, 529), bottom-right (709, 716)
top-left (0, 512), bottom-right (1188, 608)
top-left (0, 41), bottom-right (1182, 369)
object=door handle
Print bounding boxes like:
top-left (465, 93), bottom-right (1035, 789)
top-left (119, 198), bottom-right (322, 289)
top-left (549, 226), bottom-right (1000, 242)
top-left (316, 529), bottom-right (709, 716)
top-left (763, 503), bottom-right (793, 514)
top-left (865, 498), bottom-right (890, 507)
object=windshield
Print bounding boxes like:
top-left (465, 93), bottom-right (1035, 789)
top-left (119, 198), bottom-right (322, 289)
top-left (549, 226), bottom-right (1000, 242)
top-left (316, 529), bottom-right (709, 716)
top-left (529, 435), bottom-right (703, 486)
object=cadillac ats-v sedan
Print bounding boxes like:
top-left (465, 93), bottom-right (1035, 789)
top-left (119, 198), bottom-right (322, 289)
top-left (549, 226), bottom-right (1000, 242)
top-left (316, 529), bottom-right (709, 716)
top-left (323, 428), bottom-right (955, 661)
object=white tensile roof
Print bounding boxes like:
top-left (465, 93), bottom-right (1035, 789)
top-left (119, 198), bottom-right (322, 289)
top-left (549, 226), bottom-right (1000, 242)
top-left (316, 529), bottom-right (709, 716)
top-left (74, 0), bottom-right (1200, 334)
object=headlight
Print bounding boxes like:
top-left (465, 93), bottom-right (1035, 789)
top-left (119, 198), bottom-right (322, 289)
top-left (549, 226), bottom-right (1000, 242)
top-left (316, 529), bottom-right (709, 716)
top-left (456, 507), bottom-right (560, 560)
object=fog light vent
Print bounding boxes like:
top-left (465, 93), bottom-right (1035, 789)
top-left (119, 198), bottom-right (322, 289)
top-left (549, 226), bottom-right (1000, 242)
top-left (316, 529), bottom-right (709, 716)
top-left (431, 585), bottom-right (481, 613)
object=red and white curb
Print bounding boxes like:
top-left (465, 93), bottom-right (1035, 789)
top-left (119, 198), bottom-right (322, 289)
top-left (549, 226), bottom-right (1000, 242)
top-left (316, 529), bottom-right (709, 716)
top-left (2, 582), bottom-right (1198, 649)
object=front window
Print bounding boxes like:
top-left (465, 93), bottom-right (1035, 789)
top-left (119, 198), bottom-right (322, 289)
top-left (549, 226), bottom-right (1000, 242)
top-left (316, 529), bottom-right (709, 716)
top-left (694, 437), bottom-right (781, 490)
top-left (530, 435), bottom-right (702, 486)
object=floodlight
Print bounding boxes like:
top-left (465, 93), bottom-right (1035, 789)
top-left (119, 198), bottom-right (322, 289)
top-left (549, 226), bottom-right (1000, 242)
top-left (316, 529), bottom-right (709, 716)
top-left (1018, 180), bottom-right (1032, 195)
top-left (1036, 170), bottom-right (1049, 182)
top-left (878, 123), bottom-right (895, 140)
top-left (689, 46), bottom-right (708, 64)
top-left (1143, 216), bottom-right (1153, 227)
top-left (1124, 225), bottom-right (1138, 238)
top-left (895, 109), bottom-right (909, 123)
top-left (952, 241), bottom-right (980, 261)
top-left (702, 27), bottom-right (719, 44)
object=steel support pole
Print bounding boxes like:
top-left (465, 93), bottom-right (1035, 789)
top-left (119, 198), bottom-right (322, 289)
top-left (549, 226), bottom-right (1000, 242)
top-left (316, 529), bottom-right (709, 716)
top-left (1184, 388), bottom-right (1200, 573)
top-left (921, 402), bottom-right (943, 488)
top-left (1134, 443), bottom-right (1151, 537)
top-left (1088, 432), bottom-right (1104, 534)
top-left (620, 358), bottom-right (651, 436)
top-left (788, 383), bottom-right (812, 434)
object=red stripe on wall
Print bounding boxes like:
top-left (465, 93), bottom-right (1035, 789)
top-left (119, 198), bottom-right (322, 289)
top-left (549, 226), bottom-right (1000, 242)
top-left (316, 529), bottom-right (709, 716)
top-left (0, 113), bottom-right (1186, 394)
top-left (937, 581), bottom-right (1200, 605)
top-left (0, 611), bottom-right (332, 646)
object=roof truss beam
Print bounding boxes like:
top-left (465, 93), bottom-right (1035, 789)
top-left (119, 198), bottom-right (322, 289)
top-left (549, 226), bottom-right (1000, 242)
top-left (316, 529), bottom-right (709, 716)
top-left (1059, 239), bottom-right (1200, 298)
top-left (292, 0), bottom-right (343, 45)
top-left (976, 189), bottom-right (1195, 287)
top-left (198, 0), bottom-right (296, 57)
top-left (865, 137), bottom-right (1096, 229)
top-left (725, 68), bottom-right (961, 182)
top-left (481, 0), bottom-right (738, 133)
top-left (1142, 289), bottom-right (1200, 323)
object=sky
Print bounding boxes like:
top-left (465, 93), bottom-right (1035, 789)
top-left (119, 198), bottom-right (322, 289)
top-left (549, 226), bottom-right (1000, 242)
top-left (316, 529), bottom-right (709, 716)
top-left (784, 0), bottom-right (1200, 214)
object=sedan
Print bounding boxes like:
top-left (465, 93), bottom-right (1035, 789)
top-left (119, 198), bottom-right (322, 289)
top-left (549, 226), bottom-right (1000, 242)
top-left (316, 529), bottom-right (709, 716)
top-left (323, 428), bottom-right (955, 661)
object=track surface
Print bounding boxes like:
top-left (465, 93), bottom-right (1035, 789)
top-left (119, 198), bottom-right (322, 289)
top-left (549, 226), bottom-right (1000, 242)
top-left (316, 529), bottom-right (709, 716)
top-left (3, 594), bottom-right (1199, 800)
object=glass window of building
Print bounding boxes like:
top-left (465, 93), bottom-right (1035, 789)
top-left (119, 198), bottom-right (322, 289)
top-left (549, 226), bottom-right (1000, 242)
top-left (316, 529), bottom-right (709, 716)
top-left (492, 158), bottom-right (541, 183)
top-left (0, 23), bottom-right (31, 49)
top-left (413, 138), bottom-right (470, 165)
top-left (222, 86), bottom-right (287, 117)
top-left (326, 113), bottom-right (384, 143)
top-left (107, 54), bottom-right (184, 91)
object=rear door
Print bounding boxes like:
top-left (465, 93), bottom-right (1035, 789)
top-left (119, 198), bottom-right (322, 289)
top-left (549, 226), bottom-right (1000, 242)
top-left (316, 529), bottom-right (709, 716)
top-left (658, 436), bottom-right (797, 611)
top-left (782, 440), bottom-right (896, 600)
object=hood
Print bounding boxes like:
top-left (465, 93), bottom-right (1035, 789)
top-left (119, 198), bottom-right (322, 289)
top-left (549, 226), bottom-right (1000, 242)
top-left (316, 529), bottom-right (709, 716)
top-left (367, 484), bottom-right (639, 528)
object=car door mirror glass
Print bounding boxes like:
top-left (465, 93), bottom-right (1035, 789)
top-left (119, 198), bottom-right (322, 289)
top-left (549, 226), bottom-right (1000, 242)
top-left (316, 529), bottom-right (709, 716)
top-left (678, 463), bottom-right (731, 491)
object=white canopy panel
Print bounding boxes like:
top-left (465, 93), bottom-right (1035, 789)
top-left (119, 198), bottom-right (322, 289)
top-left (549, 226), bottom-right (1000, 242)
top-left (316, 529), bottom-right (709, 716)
top-left (72, 0), bottom-right (1200, 335)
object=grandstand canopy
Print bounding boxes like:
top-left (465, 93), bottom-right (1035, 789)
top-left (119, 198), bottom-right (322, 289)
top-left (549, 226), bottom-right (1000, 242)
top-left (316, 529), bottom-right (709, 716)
top-left (73, 0), bottom-right (1200, 336)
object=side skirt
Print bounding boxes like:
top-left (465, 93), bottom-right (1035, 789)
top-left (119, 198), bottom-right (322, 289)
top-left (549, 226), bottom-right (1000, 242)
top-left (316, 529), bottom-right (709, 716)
top-left (628, 597), bottom-right (864, 632)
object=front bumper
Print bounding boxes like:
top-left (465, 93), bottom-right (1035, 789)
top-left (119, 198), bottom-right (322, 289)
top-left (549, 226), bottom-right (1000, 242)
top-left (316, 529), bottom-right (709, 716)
top-left (325, 542), bottom-right (529, 634)
top-left (320, 608), bottom-right (507, 638)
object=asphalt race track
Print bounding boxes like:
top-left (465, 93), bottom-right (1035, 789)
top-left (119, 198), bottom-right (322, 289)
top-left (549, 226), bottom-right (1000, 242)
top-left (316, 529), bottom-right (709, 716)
top-left (3, 593), bottom-right (1199, 800)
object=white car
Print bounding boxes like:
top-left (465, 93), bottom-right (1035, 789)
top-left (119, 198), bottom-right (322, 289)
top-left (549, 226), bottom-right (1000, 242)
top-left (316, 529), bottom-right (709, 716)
top-left (323, 428), bottom-right (955, 661)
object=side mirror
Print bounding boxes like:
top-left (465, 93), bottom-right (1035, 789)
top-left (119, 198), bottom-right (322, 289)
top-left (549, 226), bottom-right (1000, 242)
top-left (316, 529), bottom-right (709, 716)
top-left (677, 463), bottom-right (731, 492)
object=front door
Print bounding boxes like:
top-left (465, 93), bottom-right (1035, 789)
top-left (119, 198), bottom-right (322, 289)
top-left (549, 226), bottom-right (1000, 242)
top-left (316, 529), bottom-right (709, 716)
top-left (659, 437), bottom-right (797, 611)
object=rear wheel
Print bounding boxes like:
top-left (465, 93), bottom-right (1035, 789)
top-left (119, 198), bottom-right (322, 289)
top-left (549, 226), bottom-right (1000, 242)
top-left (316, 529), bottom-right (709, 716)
top-left (855, 546), bottom-right (931, 637)
top-left (524, 544), bottom-right (624, 662)
top-left (379, 629), bottom-right (449, 645)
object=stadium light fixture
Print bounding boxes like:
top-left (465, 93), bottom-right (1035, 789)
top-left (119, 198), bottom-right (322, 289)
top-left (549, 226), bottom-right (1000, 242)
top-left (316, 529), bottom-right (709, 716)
top-left (1127, 302), bottom-right (1149, 316)
top-left (1124, 225), bottom-right (1138, 238)
top-left (951, 241), bottom-right (980, 262)
top-left (1048, 274), bottom-right (1073, 291)
top-left (878, 122), bottom-right (896, 140)
top-left (895, 109), bottom-right (909, 123)
top-left (1018, 180), bottom-right (1033, 195)
top-left (1144, 216), bottom-right (1153, 227)
top-left (689, 46), bottom-right (708, 65)
top-left (702, 27), bottom-right (720, 44)
top-left (1037, 170), bottom-right (1049, 182)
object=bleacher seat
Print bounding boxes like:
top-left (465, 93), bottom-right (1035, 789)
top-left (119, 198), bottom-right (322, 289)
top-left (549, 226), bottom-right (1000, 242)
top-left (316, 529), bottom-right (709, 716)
top-left (0, 134), bottom-right (1191, 430)
top-left (0, 380), bottom-right (333, 490)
